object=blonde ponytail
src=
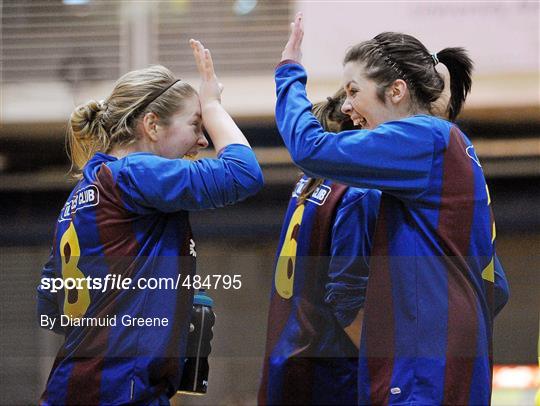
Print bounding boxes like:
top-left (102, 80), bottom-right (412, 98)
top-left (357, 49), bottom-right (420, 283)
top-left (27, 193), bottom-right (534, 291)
top-left (67, 100), bottom-right (111, 174)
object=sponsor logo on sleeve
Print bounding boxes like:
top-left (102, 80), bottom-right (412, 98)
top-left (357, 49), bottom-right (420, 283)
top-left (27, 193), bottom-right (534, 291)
top-left (292, 178), bottom-right (309, 198)
top-left (291, 179), bottom-right (332, 206)
top-left (59, 185), bottom-right (99, 222)
top-left (307, 184), bottom-right (331, 206)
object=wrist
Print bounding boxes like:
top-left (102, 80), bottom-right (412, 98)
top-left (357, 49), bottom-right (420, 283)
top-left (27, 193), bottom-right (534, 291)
top-left (277, 59), bottom-right (301, 69)
top-left (201, 100), bottom-right (221, 113)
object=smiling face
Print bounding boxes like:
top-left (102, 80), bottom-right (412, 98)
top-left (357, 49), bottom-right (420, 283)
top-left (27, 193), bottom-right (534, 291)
top-left (341, 61), bottom-right (395, 130)
top-left (154, 94), bottom-right (208, 159)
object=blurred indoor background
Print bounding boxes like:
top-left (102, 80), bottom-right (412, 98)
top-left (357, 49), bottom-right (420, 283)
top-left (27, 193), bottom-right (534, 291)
top-left (0, 1), bottom-right (538, 405)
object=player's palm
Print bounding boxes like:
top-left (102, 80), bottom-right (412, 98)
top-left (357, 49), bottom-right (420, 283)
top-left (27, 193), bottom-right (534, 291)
top-left (281, 12), bottom-right (303, 63)
top-left (190, 39), bottom-right (223, 108)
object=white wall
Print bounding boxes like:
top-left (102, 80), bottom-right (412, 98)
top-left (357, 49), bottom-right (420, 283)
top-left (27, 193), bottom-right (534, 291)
top-left (300, 1), bottom-right (539, 78)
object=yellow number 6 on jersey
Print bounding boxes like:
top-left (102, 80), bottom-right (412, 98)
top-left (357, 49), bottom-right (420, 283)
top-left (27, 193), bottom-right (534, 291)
top-left (275, 204), bottom-right (305, 299)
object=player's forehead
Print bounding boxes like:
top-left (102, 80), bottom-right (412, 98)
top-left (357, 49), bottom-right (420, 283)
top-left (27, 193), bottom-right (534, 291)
top-left (174, 95), bottom-right (201, 120)
top-left (342, 61), bottom-right (368, 88)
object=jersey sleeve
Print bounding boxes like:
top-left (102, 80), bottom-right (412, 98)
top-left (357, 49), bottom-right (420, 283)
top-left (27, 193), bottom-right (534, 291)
top-left (324, 188), bottom-right (381, 328)
top-left (493, 255), bottom-right (510, 316)
top-left (116, 144), bottom-right (264, 213)
top-left (37, 249), bottom-right (65, 335)
top-left (275, 62), bottom-right (435, 200)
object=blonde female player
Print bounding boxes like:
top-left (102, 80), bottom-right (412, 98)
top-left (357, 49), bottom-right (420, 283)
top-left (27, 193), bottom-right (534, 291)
top-left (275, 13), bottom-right (509, 405)
top-left (36, 40), bottom-right (263, 405)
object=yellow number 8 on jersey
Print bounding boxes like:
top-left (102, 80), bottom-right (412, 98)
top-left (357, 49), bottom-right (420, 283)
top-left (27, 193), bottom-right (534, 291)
top-left (60, 222), bottom-right (90, 318)
top-left (275, 204), bottom-right (305, 299)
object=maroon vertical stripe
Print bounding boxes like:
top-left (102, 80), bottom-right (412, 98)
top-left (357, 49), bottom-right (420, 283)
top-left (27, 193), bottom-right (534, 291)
top-left (310, 184), bottom-right (348, 256)
top-left (258, 283), bottom-right (294, 405)
top-left (364, 197), bottom-right (394, 405)
top-left (438, 127), bottom-right (478, 405)
top-left (65, 357), bottom-right (105, 404)
top-left (65, 164), bottom-right (140, 404)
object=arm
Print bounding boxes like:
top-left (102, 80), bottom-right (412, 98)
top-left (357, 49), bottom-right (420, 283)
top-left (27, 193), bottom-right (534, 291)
top-left (494, 255), bottom-right (509, 316)
top-left (36, 249), bottom-right (65, 335)
top-left (111, 39), bottom-right (263, 213)
top-left (276, 14), bottom-right (434, 199)
top-left (189, 39), bottom-right (251, 152)
top-left (324, 188), bottom-right (381, 348)
top-left (118, 144), bottom-right (263, 213)
top-left (275, 64), bottom-right (434, 199)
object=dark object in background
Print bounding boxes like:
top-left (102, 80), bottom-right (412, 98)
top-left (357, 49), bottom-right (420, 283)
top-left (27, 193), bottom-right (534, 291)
top-left (178, 290), bottom-right (215, 395)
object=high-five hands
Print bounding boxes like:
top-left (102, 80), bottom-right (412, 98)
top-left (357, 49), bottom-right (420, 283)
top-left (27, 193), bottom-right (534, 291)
top-left (189, 39), bottom-right (223, 108)
top-left (188, 39), bottom-right (251, 151)
top-left (281, 12), bottom-right (304, 64)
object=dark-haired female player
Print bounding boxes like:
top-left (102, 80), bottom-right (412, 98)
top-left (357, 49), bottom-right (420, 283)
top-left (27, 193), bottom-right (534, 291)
top-left (274, 13), bottom-right (509, 405)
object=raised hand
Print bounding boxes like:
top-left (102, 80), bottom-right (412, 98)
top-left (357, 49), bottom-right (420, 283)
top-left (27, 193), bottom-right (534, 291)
top-left (281, 12), bottom-right (304, 63)
top-left (189, 39), bottom-right (223, 108)
top-left (188, 39), bottom-right (250, 151)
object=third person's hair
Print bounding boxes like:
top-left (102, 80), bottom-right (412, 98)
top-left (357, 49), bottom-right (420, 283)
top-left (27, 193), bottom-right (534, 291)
top-left (297, 89), bottom-right (355, 205)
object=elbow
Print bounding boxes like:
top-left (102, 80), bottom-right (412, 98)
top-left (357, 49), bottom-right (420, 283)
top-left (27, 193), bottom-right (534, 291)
top-left (290, 151), bottom-right (315, 174)
top-left (252, 170), bottom-right (265, 196)
top-left (253, 165), bottom-right (265, 191)
top-left (240, 151), bottom-right (265, 197)
top-left (288, 136), bottom-right (324, 176)
top-left (290, 152), bottom-right (305, 168)
top-left (240, 164), bottom-right (265, 199)
top-left (222, 148), bottom-right (265, 203)
top-left (332, 304), bottom-right (363, 330)
top-left (324, 284), bottom-right (366, 329)
top-left (278, 117), bottom-right (328, 175)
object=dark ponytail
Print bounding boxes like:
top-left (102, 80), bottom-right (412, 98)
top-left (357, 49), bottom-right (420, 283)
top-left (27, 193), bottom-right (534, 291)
top-left (436, 47), bottom-right (473, 121)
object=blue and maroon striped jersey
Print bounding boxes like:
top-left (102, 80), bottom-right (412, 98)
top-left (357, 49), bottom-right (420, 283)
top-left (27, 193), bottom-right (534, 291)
top-left (258, 177), bottom-right (380, 405)
top-left (37, 144), bottom-right (263, 405)
top-left (275, 62), bottom-right (509, 405)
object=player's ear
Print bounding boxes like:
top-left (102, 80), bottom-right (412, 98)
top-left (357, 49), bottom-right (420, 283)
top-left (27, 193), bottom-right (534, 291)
top-left (386, 79), bottom-right (408, 105)
top-left (141, 112), bottom-right (160, 142)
